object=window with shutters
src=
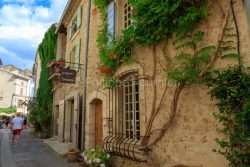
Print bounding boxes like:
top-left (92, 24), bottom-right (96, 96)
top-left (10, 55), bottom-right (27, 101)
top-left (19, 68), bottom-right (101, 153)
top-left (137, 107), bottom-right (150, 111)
top-left (124, 3), bottom-right (132, 29)
top-left (68, 7), bottom-right (82, 40)
top-left (70, 47), bottom-right (75, 69)
top-left (68, 39), bottom-right (81, 70)
top-left (71, 18), bottom-right (78, 36)
top-left (107, 1), bottom-right (115, 47)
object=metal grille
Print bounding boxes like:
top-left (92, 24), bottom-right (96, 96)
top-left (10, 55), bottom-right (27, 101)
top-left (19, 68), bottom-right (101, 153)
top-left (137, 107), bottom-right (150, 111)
top-left (104, 72), bottom-right (146, 162)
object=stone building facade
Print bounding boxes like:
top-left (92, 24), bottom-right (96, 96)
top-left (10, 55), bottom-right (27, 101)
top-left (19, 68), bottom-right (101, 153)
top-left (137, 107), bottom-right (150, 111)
top-left (0, 65), bottom-right (34, 114)
top-left (50, 0), bottom-right (250, 166)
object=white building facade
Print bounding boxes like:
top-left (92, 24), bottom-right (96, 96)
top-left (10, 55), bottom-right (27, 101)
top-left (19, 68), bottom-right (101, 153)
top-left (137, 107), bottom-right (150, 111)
top-left (0, 65), bottom-right (34, 114)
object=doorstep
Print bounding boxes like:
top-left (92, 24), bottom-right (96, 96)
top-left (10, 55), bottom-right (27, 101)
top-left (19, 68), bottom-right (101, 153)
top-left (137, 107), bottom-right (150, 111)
top-left (43, 136), bottom-right (74, 156)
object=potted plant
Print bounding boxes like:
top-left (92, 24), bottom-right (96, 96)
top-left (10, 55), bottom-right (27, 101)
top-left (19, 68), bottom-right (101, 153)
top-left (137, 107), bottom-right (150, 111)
top-left (80, 146), bottom-right (110, 167)
top-left (67, 148), bottom-right (80, 162)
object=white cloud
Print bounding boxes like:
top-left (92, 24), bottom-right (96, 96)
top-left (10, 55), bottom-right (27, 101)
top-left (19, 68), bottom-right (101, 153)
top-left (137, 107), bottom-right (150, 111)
top-left (0, 0), bottom-right (68, 69)
top-left (0, 25), bottom-right (46, 46)
top-left (32, 6), bottom-right (49, 21)
top-left (0, 5), bottom-right (31, 26)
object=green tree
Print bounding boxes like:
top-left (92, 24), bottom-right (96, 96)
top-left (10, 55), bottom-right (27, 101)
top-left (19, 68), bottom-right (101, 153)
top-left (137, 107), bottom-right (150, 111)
top-left (30, 24), bottom-right (57, 137)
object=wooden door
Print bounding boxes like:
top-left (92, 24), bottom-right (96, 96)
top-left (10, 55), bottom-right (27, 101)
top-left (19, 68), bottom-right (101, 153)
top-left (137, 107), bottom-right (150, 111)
top-left (70, 100), bottom-right (74, 142)
top-left (95, 100), bottom-right (103, 147)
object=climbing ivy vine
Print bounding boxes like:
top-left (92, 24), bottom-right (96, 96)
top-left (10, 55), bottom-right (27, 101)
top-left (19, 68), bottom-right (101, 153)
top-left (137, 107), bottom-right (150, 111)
top-left (206, 68), bottom-right (250, 166)
top-left (94, 0), bottom-right (208, 87)
top-left (29, 25), bottom-right (57, 137)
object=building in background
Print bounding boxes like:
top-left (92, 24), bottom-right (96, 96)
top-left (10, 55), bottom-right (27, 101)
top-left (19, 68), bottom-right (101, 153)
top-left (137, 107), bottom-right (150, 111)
top-left (32, 51), bottom-right (42, 99)
top-left (0, 65), bottom-right (35, 114)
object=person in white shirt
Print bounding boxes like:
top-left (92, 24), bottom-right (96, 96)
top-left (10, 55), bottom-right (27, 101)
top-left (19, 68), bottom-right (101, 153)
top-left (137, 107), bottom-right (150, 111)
top-left (11, 112), bottom-right (24, 144)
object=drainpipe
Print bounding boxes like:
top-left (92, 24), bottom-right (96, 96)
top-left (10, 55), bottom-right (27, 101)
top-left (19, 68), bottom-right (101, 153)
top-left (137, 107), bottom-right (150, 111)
top-left (63, 85), bottom-right (66, 142)
top-left (81, 0), bottom-right (91, 151)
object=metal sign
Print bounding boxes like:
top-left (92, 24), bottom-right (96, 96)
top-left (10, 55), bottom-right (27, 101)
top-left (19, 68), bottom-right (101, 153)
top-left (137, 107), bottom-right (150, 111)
top-left (60, 68), bottom-right (76, 84)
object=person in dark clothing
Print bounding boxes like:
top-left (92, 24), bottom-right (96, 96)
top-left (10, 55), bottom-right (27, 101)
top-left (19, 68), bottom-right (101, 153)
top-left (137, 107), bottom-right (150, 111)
top-left (5, 117), bottom-right (9, 126)
top-left (23, 117), bottom-right (27, 128)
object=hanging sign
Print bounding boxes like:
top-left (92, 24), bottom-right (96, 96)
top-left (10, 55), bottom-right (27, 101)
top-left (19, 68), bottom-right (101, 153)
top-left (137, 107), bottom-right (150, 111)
top-left (60, 68), bottom-right (76, 84)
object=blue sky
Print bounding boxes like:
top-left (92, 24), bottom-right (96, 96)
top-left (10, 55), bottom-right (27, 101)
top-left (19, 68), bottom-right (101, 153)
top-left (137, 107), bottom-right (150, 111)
top-left (0, 0), bottom-right (67, 70)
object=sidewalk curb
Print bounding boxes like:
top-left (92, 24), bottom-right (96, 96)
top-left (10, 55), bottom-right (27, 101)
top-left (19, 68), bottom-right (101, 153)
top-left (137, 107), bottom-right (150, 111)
top-left (42, 139), bottom-right (74, 157)
top-left (43, 140), bottom-right (66, 157)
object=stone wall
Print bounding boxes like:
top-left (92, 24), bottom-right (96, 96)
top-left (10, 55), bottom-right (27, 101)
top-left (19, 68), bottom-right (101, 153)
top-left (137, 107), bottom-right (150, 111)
top-left (52, 0), bottom-right (250, 166)
top-left (83, 0), bottom-right (250, 167)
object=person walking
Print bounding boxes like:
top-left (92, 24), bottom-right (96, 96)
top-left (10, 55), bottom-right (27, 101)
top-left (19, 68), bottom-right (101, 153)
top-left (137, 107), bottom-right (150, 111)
top-left (11, 112), bottom-right (24, 144)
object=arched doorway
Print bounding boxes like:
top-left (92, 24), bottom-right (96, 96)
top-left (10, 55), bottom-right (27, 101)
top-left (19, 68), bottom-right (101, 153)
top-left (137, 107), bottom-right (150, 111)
top-left (93, 99), bottom-right (103, 147)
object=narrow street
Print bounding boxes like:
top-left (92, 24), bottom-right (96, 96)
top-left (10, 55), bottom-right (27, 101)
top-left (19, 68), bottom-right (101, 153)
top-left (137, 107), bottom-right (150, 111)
top-left (0, 128), bottom-right (80, 167)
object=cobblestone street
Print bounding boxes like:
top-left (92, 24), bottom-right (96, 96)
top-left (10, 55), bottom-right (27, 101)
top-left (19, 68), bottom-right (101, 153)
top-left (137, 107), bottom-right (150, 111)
top-left (0, 128), bottom-right (79, 167)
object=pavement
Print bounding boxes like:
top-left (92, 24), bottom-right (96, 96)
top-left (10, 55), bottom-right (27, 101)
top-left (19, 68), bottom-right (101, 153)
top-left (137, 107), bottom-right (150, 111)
top-left (0, 128), bottom-right (80, 167)
top-left (43, 136), bottom-right (75, 155)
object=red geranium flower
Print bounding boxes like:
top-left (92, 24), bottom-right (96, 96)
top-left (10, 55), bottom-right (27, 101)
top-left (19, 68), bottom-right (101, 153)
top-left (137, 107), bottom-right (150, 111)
top-left (109, 52), bottom-right (116, 58)
top-left (92, 8), bottom-right (97, 15)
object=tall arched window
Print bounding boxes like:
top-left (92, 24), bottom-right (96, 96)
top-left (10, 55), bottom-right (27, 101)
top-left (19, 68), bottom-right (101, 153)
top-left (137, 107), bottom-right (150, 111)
top-left (104, 70), bottom-right (145, 161)
top-left (105, 71), bottom-right (140, 140)
top-left (120, 72), bottom-right (140, 140)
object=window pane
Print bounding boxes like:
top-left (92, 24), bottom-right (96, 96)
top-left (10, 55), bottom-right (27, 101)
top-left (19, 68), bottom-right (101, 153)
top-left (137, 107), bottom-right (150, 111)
top-left (135, 83), bottom-right (139, 92)
top-left (130, 112), bottom-right (133, 119)
top-left (136, 112), bottom-right (139, 120)
top-left (121, 73), bottom-right (140, 140)
top-left (125, 87), bottom-right (128, 94)
top-left (136, 121), bottom-right (140, 130)
top-left (136, 131), bottom-right (140, 140)
top-left (129, 85), bottom-right (132, 92)
top-left (129, 95), bottom-right (132, 101)
top-left (130, 120), bottom-right (133, 129)
top-left (130, 131), bottom-right (133, 139)
top-left (107, 1), bottom-right (115, 46)
top-left (136, 93), bottom-right (139, 101)
top-left (136, 102), bottom-right (139, 111)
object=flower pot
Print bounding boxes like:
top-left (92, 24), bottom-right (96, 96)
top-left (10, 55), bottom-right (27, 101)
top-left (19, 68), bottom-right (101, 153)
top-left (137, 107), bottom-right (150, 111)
top-left (67, 150), bottom-right (80, 162)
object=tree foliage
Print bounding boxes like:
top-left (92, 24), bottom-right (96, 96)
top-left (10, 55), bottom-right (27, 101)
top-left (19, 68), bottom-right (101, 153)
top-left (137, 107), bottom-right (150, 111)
top-left (94, 0), bottom-right (208, 87)
top-left (0, 107), bottom-right (16, 114)
top-left (206, 68), bottom-right (250, 166)
top-left (29, 25), bottom-right (57, 136)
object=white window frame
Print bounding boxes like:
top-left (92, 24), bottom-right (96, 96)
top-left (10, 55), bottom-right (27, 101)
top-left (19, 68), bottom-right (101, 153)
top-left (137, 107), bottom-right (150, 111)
top-left (121, 74), bottom-right (140, 140)
top-left (123, 3), bottom-right (132, 29)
